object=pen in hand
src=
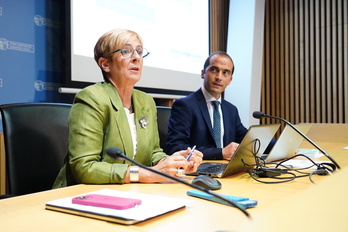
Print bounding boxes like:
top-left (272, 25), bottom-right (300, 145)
top-left (186, 145), bottom-right (196, 161)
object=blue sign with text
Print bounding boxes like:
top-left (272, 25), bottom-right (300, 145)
top-left (0, 0), bottom-right (73, 131)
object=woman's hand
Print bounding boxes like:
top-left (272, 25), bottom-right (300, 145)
top-left (147, 148), bottom-right (203, 182)
top-left (172, 148), bottom-right (203, 173)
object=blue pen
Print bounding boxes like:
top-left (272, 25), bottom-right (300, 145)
top-left (186, 145), bottom-right (196, 160)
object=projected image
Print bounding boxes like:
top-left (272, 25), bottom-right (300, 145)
top-left (70, 0), bottom-right (209, 93)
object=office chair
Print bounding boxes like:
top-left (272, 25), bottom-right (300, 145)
top-left (156, 106), bottom-right (171, 151)
top-left (0, 103), bottom-right (71, 198)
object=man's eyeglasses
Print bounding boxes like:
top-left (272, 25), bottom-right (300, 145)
top-left (109, 45), bottom-right (150, 59)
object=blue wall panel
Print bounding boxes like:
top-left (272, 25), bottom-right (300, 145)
top-left (0, 0), bottom-right (74, 131)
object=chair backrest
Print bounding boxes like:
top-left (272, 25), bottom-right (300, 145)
top-left (156, 106), bottom-right (171, 151)
top-left (0, 103), bottom-right (71, 196)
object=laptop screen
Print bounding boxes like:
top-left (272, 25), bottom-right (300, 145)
top-left (221, 124), bottom-right (280, 177)
top-left (264, 124), bottom-right (312, 162)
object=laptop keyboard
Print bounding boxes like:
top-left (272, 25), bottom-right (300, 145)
top-left (197, 162), bottom-right (228, 174)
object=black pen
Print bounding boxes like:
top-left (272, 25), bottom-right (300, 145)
top-left (186, 145), bottom-right (196, 161)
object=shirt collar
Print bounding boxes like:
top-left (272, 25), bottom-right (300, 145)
top-left (201, 85), bottom-right (222, 104)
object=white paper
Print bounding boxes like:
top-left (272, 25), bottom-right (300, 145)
top-left (46, 188), bottom-right (190, 221)
top-left (273, 160), bottom-right (331, 169)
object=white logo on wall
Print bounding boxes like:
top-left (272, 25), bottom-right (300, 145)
top-left (0, 7), bottom-right (2, 16)
top-left (34, 15), bottom-right (61, 28)
top-left (0, 38), bottom-right (35, 53)
top-left (34, 80), bottom-right (61, 91)
top-left (0, 78), bottom-right (2, 88)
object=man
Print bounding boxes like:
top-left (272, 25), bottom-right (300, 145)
top-left (166, 51), bottom-right (248, 160)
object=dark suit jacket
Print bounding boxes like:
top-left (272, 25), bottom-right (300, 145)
top-left (166, 88), bottom-right (248, 160)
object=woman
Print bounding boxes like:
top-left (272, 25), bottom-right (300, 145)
top-left (53, 28), bottom-right (202, 187)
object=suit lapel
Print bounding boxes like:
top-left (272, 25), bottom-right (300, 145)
top-left (132, 90), bottom-right (152, 159)
top-left (197, 89), bottom-right (229, 147)
top-left (220, 100), bottom-right (229, 146)
top-left (196, 89), bottom-right (214, 135)
top-left (104, 83), bottom-right (134, 158)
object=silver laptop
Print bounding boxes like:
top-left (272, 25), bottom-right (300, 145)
top-left (263, 124), bottom-right (312, 162)
top-left (188, 124), bottom-right (280, 178)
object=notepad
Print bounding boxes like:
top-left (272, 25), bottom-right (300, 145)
top-left (297, 148), bottom-right (321, 158)
top-left (45, 188), bottom-right (190, 225)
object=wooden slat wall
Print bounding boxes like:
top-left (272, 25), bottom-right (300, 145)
top-left (262, 0), bottom-right (348, 126)
top-left (209, 0), bottom-right (229, 53)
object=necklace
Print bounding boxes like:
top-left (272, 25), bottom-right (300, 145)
top-left (124, 104), bottom-right (133, 111)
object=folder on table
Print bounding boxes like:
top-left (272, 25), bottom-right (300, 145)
top-left (45, 188), bottom-right (190, 225)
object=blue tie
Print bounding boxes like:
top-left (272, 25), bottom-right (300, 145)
top-left (212, 101), bottom-right (221, 148)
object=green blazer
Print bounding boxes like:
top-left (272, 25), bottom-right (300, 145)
top-left (53, 82), bottom-right (167, 188)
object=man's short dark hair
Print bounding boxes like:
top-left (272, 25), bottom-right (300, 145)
top-left (203, 51), bottom-right (235, 75)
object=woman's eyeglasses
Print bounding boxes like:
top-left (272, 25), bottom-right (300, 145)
top-left (109, 45), bottom-right (149, 59)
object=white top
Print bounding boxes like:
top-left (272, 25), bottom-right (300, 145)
top-left (124, 107), bottom-right (137, 158)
